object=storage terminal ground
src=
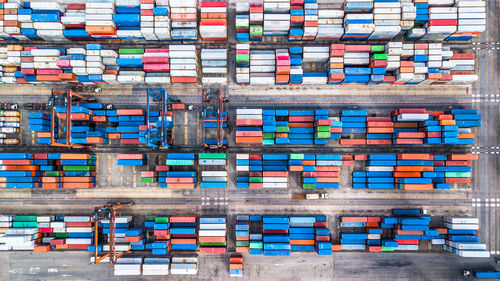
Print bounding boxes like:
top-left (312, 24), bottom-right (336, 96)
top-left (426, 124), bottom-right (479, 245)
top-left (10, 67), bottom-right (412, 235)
top-left (0, 1), bottom-right (499, 280)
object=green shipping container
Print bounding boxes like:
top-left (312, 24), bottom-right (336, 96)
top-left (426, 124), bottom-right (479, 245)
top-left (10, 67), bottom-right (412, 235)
top-left (249, 241), bottom-right (263, 249)
top-left (13, 221), bottom-right (38, 228)
top-left (140, 177), bottom-right (156, 183)
top-left (166, 159), bottom-right (194, 166)
top-left (44, 171), bottom-right (62, 177)
top-left (146, 216), bottom-right (156, 221)
top-left (262, 132), bottom-right (275, 139)
top-left (155, 217), bottom-right (170, 223)
top-left (249, 177), bottom-right (263, 183)
top-left (236, 54), bottom-right (250, 62)
top-left (303, 183), bottom-right (316, 189)
top-left (382, 246), bottom-right (395, 252)
top-left (119, 48), bottom-right (144, 54)
top-left (199, 153), bottom-right (226, 160)
top-left (370, 45), bottom-right (385, 53)
top-left (236, 240), bottom-right (250, 247)
top-left (372, 54), bottom-right (388, 60)
top-left (201, 242), bottom-right (226, 247)
top-left (63, 165), bottom-right (94, 171)
top-left (316, 126), bottom-right (331, 132)
top-left (56, 232), bottom-right (69, 238)
top-left (315, 132), bottom-right (331, 138)
top-left (250, 26), bottom-right (263, 36)
top-left (290, 154), bottom-right (304, 160)
top-left (276, 126), bottom-right (289, 133)
top-left (13, 215), bottom-right (38, 222)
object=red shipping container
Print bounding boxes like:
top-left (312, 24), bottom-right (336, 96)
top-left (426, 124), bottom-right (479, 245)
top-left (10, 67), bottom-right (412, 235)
top-left (369, 246), bottom-right (382, 252)
top-left (367, 217), bottom-right (381, 223)
top-left (394, 239), bottom-right (419, 245)
top-left (340, 139), bottom-right (366, 145)
top-left (170, 216), bottom-right (196, 223)
top-left (315, 166), bottom-right (340, 172)
top-left (249, 155), bottom-right (262, 160)
top-left (367, 122), bottom-right (394, 127)
top-left (330, 127), bottom-right (342, 133)
top-left (236, 131), bottom-right (262, 137)
top-left (448, 154), bottom-right (478, 161)
top-left (366, 117), bottom-right (392, 122)
top-left (315, 236), bottom-right (330, 242)
top-left (314, 222), bottom-right (327, 228)
top-left (342, 160), bottom-right (354, 166)
top-left (355, 155), bottom-right (367, 161)
top-left (450, 54), bottom-right (475, 60)
top-left (426, 132), bottom-right (441, 138)
top-left (155, 165), bottom-right (169, 171)
top-left (345, 45), bottom-right (371, 52)
top-left (236, 119), bottom-right (263, 126)
top-left (66, 222), bottom-right (92, 227)
top-left (117, 154), bottom-right (144, 160)
top-left (248, 172), bottom-right (262, 177)
top-left (263, 229), bottom-right (288, 234)
top-left (342, 217), bottom-right (367, 223)
top-left (367, 140), bottom-right (392, 145)
top-left (121, 139), bottom-right (141, 145)
top-left (171, 76), bottom-right (197, 84)
top-left (144, 64), bottom-right (170, 72)
top-left (289, 116), bottom-right (314, 122)
top-left (200, 247), bottom-right (226, 254)
top-left (249, 183), bottom-right (263, 189)
top-left (427, 19), bottom-right (458, 26)
top-left (398, 108), bottom-right (426, 114)
top-left (50, 239), bottom-right (65, 245)
top-left (398, 154), bottom-right (431, 160)
top-left (230, 256), bottom-right (243, 264)
top-left (446, 161), bottom-right (471, 166)
top-left (446, 178), bottom-right (471, 183)
top-left (68, 244), bottom-right (90, 249)
top-left (140, 171), bottom-right (156, 177)
top-left (172, 104), bottom-right (186, 110)
top-left (117, 109), bottom-right (143, 116)
top-left (316, 119), bottom-right (332, 126)
top-left (263, 171), bottom-right (288, 177)
top-left (394, 139), bottom-right (423, 145)
top-left (153, 230), bottom-right (169, 236)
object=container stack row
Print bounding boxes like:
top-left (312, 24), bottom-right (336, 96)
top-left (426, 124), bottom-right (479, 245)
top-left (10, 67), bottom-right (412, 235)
top-left (337, 209), bottom-right (444, 252)
top-left (0, 153), bottom-right (96, 189)
top-left (144, 216), bottom-right (171, 255)
top-left (117, 154), bottom-right (147, 166)
top-left (29, 106), bottom-right (172, 147)
top-left (1, 43), bottom-right (477, 85)
top-left (0, 0), bottom-right (485, 42)
top-left (229, 254), bottom-right (243, 277)
top-left (199, 153), bottom-right (227, 189)
top-left (159, 154), bottom-right (197, 189)
top-left (299, 154), bottom-right (344, 189)
top-left (0, 109), bottom-right (20, 145)
top-left (199, 216), bottom-right (227, 253)
top-left (199, 1), bottom-right (227, 41)
top-left (352, 154), bottom-right (478, 190)
top-left (115, 255), bottom-right (199, 276)
top-left (443, 217), bottom-right (490, 258)
top-left (236, 154), bottom-right (289, 189)
top-left (170, 216), bottom-right (198, 251)
top-left (235, 216), bottom-right (250, 252)
top-left (201, 48), bottom-right (228, 85)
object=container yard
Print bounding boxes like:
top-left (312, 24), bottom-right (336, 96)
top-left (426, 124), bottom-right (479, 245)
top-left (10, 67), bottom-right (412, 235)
top-left (0, 0), bottom-right (498, 280)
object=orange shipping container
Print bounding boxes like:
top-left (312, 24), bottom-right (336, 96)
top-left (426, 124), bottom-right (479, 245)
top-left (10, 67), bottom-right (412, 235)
top-left (290, 239), bottom-right (315, 245)
top-left (398, 154), bottom-right (431, 160)
top-left (439, 120), bottom-right (456, 126)
top-left (171, 239), bottom-right (197, 244)
top-left (230, 264), bottom-right (243, 270)
top-left (37, 132), bottom-right (52, 138)
top-left (235, 137), bottom-right (262, 144)
top-left (289, 166), bottom-right (303, 172)
top-left (86, 26), bottom-right (116, 35)
top-left (235, 247), bottom-right (249, 253)
top-left (199, 236), bottom-right (226, 243)
top-left (395, 166), bottom-right (424, 172)
top-left (167, 183), bottom-right (195, 189)
top-left (458, 133), bottom-right (475, 139)
top-left (449, 154), bottom-right (478, 161)
top-left (401, 184), bottom-right (434, 190)
top-left (332, 244), bottom-right (342, 251)
top-left (366, 222), bottom-right (379, 228)
top-left (230, 256), bottom-right (243, 264)
top-left (342, 217), bottom-right (367, 223)
top-left (62, 177), bottom-right (93, 183)
top-left (33, 245), bottom-right (50, 252)
top-left (108, 133), bottom-right (121, 139)
top-left (393, 122), bottom-right (418, 128)
top-left (393, 172), bottom-right (421, 178)
top-left (41, 183), bottom-right (59, 189)
top-left (316, 177), bottom-right (340, 183)
top-left (62, 183), bottom-right (94, 188)
top-left (60, 154), bottom-right (90, 160)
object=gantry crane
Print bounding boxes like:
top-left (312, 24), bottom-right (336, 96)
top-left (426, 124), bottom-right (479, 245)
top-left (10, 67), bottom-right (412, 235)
top-left (49, 88), bottom-right (95, 148)
top-left (145, 88), bottom-right (178, 148)
top-left (201, 88), bottom-right (227, 150)
top-left (92, 201), bottom-right (134, 264)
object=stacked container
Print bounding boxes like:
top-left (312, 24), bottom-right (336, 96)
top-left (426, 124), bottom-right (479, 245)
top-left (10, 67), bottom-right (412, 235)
top-left (301, 154), bottom-right (342, 189)
top-left (236, 3), bottom-right (250, 41)
top-left (117, 154), bottom-right (147, 166)
top-left (288, 0), bottom-right (304, 41)
top-left (263, 0), bottom-right (290, 37)
top-left (366, 116), bottom-right (393, 145)
top-left (153, 0), bottom-right (171, 40)
top-left (369, 0), bottom-right (401, 40)
top-left (159, 154), bottom-right (197, 189)
top-left (342, 2), bottom-right (374, 40)
top-left (229, 254), bottom-right (243, 277)
top-left (143, 48), bottom-right (170, 84)
top-left (236, 108), bottom-right (263, 144)
top-left (236, 44), bottom-right (250, 84)
top-left (30, 2), bottom-right (66, 41)
top-left (400, 0), bottom-right (416, 33)
top-left (289, 216), bottom-right (316, 253)
top-left (61, 3), bottom-right (88, 41)
top-left (443, 217), bottom-right (489, 258)
top-left (169, 216), bottom-right (197, 251)
top-left (250, 50), bottom-right (275, 85)
top-left (263, 216), bottom-right (290, 256)
top-left (317, 9), bottom-right (344, 40)
top-left (201, 48), bottom-right (228, 85)
top-left (421, 6), bottom-right (457, 41)
top-left (302, 0), bottom-right (319, 40)
top-left (446, 0), bottom-right (485, 41)
top-left (114, 0), bottom-right (142, 41)
top-left (140, 0), bottom-right (157, 41)
top-left (328, 44), bottom-right (345, 84)
top-left (302, 46), bottom-right (328, 84)
top-left (169, 45), bottom-right (197, 84)
top-left (235, 216), bottom-right (250, 252)
top-left (199, 216), bottom-right (227, 253)
top-left (142, 257), bottom-right (170, 276)
top-left (275, 49), bottom-right (290, 85)
top-left (249, 0), bottom-right (264, 41)
top-left (199, 153), bottom-right (227, 189)
top-left (145, 216), bottom-right (171, 255)
top-left (170, 255), bottom-right (198, 275)
top-left (114, 256), bottom-right (142, 276)
top-left (289, 47), bottom-right (303, 84)
top-left (85, 0), bottom-right (117, 40)
top-left (169, 0), bottom-right (197, 41)
top-left (200, 1), bottom-right (227, 41)
top-left (340, 110), bottom-right (367, 145)
top-left (0, 109), bottom-right (20, 145)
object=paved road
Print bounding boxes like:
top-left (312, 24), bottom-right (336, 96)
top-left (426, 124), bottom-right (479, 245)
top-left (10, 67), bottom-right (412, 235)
top-left (470, 0), bottom-right (500, 257)
top-left (2, 251), bottom-right (499, 281)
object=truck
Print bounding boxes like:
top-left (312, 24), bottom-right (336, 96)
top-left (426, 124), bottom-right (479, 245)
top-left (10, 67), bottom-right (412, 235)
top-left (306, 193), bottom-right (329, 200)
top-left (463, 270), bottom-right (500, 278)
